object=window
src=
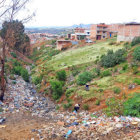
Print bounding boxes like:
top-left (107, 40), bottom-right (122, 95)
top-left (103, 36), bottom-right (105, 38)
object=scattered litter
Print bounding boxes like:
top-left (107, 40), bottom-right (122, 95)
top-left (64, 130), bottom-right (72, 139)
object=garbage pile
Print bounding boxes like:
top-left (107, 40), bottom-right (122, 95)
top-left (31, 111), bottom-right (140, 139)
top-left (0, 76), bottom-right (140, 139)
top-left (0, 76), bottom-right (56, 118)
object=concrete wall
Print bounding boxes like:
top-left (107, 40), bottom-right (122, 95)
top-left (117, 35), bottom-right (134, 42)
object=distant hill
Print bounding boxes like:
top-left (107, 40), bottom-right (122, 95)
top-left (25, 24), bottom-right (91, 34)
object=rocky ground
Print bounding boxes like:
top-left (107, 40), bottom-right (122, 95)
top-left (0, 76), bottom-right (140, 140)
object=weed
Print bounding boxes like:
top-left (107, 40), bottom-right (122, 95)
top-left (10, 52), bottom-right (17, 58)
top-left (108, 41), bottom-right (116, 45)
top-left (101, 70), bottom-right (112, 78)
top-left (114, 87), bottom-right (121, 94)
top-left (133, 46), bottom-right (140, 61)
top-left (134, 78), bottom-right (140, 85)
top-left (104, 97), bottom-right (124, 116)
top-left (83, 104), bottom-right (89, 110)
top-left (56, 105), bottom-right (60, 110)
top-left (123, 93), bottom-right (140, 117)
top-left (95, 99), bottom-right (100, 106)
top-left (63, 102), bottom-right (72, 110)
top-left (65, 88), bottom-right (75, 98)
top-left (131, 37), bottom-right (140, 46)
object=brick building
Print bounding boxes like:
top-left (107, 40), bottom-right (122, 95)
top-left (90, 23), bottom-right (108, 41)
top-left (117, 22), bottom-right (140, 42)
top-left (108, 24), bottom-right (119, 37)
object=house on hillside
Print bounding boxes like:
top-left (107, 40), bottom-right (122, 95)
top-left (67, 27), bottom-right (91, 41)
top-left (90, 23), bottom-right (108, 41)
top-left (117, 22), bottom-right (140, 42)
top-left (108, 24), bottom-right (120, 38)
top-left (57, 40), bottom-right (78, 50)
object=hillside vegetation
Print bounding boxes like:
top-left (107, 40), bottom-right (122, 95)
top-left (33, 38), bottom-right (122, 70)
top-left (31, 37), bottom-right (140, 117)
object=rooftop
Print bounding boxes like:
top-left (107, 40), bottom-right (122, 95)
top-left (125, 22), bottom-right (140, 25)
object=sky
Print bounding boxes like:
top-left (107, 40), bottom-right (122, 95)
top-left (25, 0), bottom-right (140, 27)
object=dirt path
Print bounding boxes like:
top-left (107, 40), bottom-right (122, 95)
top-left (0, 113), bottom-right (46, 140)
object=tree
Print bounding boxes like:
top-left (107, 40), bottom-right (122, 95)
top-left (0, 0), bottom-right (34, 101)
top-left (0, 20), bottom-right (30, 55)
top-left (50, 81), bottom-right (63, 100)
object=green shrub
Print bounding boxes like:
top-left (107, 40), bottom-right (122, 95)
top-left (71, 65), bottom-right (79, 76)
top-left (132, 66), bottom-right (139, 74)
top-left (101, 70), bottom-right (111, 78)
top-left (125, 44), bottom-right (131, 50)
top-left (131, 59), bottom-right (139, 68)
top-left (10, 52), bottom-right (17, 58)
top-left (131, 37), bottom-right (140, 46)
top-left (72, 70), bottom-right (79, 76)
top-left (63, 102), bottom-right (72, 110)
top-left (100, 49), bottom-right (126, 68)
top-left (12, 66), bottom-right (22, 75)
top-left (56, 70), bottom-right (66, 81)
top-left (77, 71), bottom-right (92, 85)
top-left (108, 41), bottom-right (116, 45)
top-left (124, 42), bottom-right (129, 46)
top-left (21, 69), bottom-right (29, 82)
top-left (93, 67), bottom-right (100, 77)
top-left (133, 46), bottom-right (140, 61)
top-left (136, 72), bottom-right (140, 76)
top-left (98, 88), bottom-right (103, 92)
top-left (122, 64), bottom-right (128, 71)
top-left (95, 99), bottom-right (100, 106)
top-left (50, 80), bottom-right (63, 100)
top-left (65, 88), bottom-right (75, 98)
top-left (12, 80), bottom-right (16, 84)
top-left (67, 98), bottom-right (72, 103)
top-left (114, 87), bottom-right (121, 94)
top-left (114, 67), bottom-right (118, 73)
top-left (124, 42), bottom-right (131, 50)
top-left (134, 78), bottom-right (140, 85)
top-left (12, 65), bottom-right (29, 82)
top-left (32, 75), bottom-right (43, 85)
top-left (123, 93), bottom-right (140, 117)
top-left (104, 97), bottom-right (123, 116)
top-left (56, 105), bottom-right (60, 110)
top-left (11, 59), bottom-right (21, 66)
top-left (83, 104), bottom-right (89, 110)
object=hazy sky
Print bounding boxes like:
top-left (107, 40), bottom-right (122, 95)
top-left (26, 0), bottom-right (140, 27)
